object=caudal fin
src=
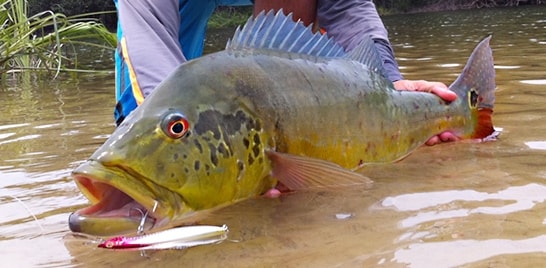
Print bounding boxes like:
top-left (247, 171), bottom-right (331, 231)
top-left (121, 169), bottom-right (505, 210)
top-left (449, 36), bottom-right (496, 139)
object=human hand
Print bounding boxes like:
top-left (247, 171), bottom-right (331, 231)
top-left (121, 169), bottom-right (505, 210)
top-left (393, 79), bottom-right (457, 102)
top-left (393, 79), bottom-right (460, 146)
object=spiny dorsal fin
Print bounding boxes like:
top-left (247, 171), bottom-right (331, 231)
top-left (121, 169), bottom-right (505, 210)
top-left (345, 37), bottom-right (387, 76)
top-left (266, 151), bottom-right (373, 191)
top-left (226, 9), bottom-right (345, 58)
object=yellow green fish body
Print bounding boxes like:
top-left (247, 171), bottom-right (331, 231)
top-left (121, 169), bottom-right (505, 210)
top-left (69, 11), bottom-right (496, 236)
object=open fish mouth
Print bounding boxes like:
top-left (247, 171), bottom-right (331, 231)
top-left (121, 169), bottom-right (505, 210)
top-left (69, 161), bottom-right (162, 236)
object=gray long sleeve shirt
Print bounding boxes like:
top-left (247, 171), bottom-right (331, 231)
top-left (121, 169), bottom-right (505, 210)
top-left (116, 0), bottom-right (403, 101)
top-left (317, 0), bottom-right (403, 82)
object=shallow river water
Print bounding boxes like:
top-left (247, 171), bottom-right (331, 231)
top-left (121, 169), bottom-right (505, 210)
top-left (1, 6), bottom-right (546, 267)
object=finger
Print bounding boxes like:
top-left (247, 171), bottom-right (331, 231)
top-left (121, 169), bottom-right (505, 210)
top-left (262, 188), bottom-right (282, 198)
top-left (439, 132), bottom-right (460, 142)
top-left (393, 80), bottom-right (414, 91)
top-left (412, 81), bottom-right (456, 102)
top-left (429, 85), bottom-right (458, 102)
top-left (394, 80), bottom-right (458, 102)
top-left (425, 136), bottom-right (440, 146)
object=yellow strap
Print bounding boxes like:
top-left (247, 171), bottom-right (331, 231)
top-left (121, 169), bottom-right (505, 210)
top-left (120, 37), bottom-right (145, 105)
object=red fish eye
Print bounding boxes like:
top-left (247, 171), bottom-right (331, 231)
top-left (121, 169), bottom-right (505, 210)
top-left (161, 112), bottom-right (190, 139)
top-left (168, 119), bottom-right (189, 138)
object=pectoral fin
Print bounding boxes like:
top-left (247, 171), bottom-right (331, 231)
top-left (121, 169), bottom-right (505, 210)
top-left (266, 151), bottom-right (373, 191)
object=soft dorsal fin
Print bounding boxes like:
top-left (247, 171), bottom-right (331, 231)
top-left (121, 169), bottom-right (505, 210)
top-left (266, 151), bottom-right (373, 191)
top-left (345, 37), bottom-right (386, 76)
top-left (226, 9), bottom-right (345, 58)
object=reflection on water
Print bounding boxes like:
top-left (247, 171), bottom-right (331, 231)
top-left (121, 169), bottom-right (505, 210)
top-left (395, 236), bottom-right (546, 267)
top-left (521, 79), bottom-right (546, 85)
top-left (383, 183), bottom-right (546, 228)
top-left (385, 183), bottom-right (546, 265)
top-left (2, 6), bottom-right (546, 267)
top-left (526, 141), bottom-right (546, 150)
top-left (0, 74), bottom-right (115, 266)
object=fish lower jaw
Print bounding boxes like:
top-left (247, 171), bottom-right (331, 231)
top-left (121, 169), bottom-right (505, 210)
top-left (69, 175), bottom-right (161, 236)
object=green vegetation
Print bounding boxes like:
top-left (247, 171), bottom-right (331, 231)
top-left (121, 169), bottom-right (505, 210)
top-left (0, 0), bottom-right (116, 79)
top-left (2, 0), bottom-right (543, 80)
top-left (208, 6), bottom-right (253, 28)
top-left (27, 0), bottom-right (116, 30)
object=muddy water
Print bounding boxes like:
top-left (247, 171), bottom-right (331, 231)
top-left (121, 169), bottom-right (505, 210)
top-left (2, 6), bottom-right (546, 267)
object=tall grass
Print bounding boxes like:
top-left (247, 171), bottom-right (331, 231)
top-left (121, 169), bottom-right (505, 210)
top-left (0, 0), bottom-right (116, 79)
top-left (208, 6), bottom-right (253, 28)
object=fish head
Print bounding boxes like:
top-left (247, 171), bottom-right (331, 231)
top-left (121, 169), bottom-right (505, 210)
top-left (69, 62), bottom-right (276, 236)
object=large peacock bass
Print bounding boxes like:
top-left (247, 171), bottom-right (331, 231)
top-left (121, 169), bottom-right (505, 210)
top-left (69, 10), bottom-right (496, 236)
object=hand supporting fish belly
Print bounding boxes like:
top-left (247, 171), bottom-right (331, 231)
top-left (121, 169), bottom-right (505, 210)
top-left (68, 10), bottom-right (497, 236)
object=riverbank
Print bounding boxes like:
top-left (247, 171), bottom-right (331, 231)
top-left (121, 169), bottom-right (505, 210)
top-left (394, 1), bottom-right (543, 14)
top-left (209, 3), bottom-right (545, 28)
top-left (26, 3), bottom-right (545, 31)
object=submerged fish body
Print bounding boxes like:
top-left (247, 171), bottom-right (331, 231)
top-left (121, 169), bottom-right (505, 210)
top-left (69, 11), bottom-right (496, 235)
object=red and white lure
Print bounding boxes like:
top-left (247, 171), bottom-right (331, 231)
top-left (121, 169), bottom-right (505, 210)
top-left (98, 224), bottom-right (229, 250)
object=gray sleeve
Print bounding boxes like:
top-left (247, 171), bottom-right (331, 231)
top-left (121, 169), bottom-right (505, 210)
top-left (317, 0), bottom-right (404, 82)
top-left (117, 0), bottom-right (186, 98)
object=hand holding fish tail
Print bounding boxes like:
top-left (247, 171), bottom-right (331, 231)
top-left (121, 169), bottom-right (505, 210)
top-left (393, 80), bottom-right (458, 102)
top-left (394, 79), bottom-right (460, 146)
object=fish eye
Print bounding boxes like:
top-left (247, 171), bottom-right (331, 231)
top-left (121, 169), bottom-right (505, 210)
top-left (161, 112), bottom-right (190, 139)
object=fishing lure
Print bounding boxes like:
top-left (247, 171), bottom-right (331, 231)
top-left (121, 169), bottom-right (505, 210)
top-left (98, 224), bottom-right (229, 250)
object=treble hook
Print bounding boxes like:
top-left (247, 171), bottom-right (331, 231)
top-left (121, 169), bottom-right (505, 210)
top-left (136, 200), bottom-right (158, 235)
top-left (128, 207), bottom-right (146, 234)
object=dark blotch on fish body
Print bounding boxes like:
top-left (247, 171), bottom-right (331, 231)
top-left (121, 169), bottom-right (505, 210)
top-left (194, 160), bottom-right (200, 171)
top-left (252, 133), bottom-right (261, 158)
top-left (208, 143), bottom-right (219, 166)
top-left (194, 110), bottom-right (252, 138)
top-left (194, 140), bottom-right (203, 153)
top-left (194, 109), bottom-right (265, 166)
top-left (243, 137), bottom-right (250, 148)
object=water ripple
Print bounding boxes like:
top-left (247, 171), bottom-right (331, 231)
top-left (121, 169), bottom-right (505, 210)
top-left (521, 80), bottom-right (546, 85)
top-left (394, 235), bottom-right (546, 267)
top-left (382, 183), bottom-right (546, 228)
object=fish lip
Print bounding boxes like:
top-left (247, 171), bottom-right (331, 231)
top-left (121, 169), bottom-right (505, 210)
top-left (69, 160), bottom-right (164, 235)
